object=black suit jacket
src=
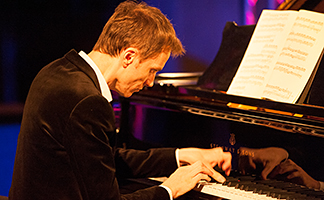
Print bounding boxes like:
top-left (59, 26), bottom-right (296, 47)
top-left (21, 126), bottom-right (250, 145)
top-left (9, 50), bottom-right (178, 200)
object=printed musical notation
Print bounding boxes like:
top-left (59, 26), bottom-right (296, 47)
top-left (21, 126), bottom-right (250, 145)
top-left (227, 9), bottom-right (324, 104)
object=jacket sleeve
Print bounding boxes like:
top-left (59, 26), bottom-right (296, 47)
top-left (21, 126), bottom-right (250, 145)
top-left (64, 94), bottom-right (175, 200)
top-left (115, 148), bottom-right (178, 179)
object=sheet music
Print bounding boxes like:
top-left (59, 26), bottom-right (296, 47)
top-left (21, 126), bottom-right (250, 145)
top-left (263, 10), bottom-right (324, 103)
top-left (227, 10), bottom-right (298, 99)
top-left (227, 10), bottom-right (324, 103)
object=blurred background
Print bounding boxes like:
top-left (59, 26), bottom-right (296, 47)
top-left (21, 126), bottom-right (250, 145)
top-left (0, 0), bottom-right (283, 196)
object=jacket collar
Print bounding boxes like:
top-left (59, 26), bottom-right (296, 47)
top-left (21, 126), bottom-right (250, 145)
top-left (64, 49), bottom-right (101, 93)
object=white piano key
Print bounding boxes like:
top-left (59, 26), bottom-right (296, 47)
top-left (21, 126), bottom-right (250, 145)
top-left (196, 182), bottom-right (279, 200)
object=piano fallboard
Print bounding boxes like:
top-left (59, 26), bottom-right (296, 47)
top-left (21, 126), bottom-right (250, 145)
top-left (118, 84), bottom-right (324, 184)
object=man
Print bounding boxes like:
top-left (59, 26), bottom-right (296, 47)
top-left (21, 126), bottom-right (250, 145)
top-left (9, 1), bottom-right (231, 200)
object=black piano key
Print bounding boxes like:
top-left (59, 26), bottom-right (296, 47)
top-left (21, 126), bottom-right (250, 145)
top-left (263, 180), bottom-right (324, 199)
top-left (216, 174), bottom-right (324, 199)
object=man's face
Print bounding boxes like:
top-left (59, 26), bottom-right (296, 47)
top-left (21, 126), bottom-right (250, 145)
top-left (115, 51), bottom-right (170, 97)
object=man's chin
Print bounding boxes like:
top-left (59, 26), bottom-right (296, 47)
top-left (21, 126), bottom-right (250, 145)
top-left (117, 89), bottom-right (141, 98)
top-left (123, 93), bottom-right (133, 98)
top-left (120, 91), bottom-right (135, 98)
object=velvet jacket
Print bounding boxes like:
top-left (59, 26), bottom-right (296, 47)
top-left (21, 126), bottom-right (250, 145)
top-left (9, 50), bottom-right (178, 200)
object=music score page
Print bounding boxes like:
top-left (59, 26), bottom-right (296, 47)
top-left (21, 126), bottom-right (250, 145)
top-left (227, 9), bottom-right (324, 103)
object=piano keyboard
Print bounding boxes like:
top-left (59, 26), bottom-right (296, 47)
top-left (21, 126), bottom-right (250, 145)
top-left (195, 175), bottom-right (324, 200)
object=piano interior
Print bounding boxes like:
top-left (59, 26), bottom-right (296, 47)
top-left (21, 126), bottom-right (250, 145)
top-left (116, 0), bottom-right (324, 199)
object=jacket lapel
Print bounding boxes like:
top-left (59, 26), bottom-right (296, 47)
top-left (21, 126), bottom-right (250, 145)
top-left (64, 49), bottom-right (101, 92)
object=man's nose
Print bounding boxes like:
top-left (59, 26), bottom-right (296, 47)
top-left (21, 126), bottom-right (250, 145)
top-left (144, 74), bottom-right (155, 87)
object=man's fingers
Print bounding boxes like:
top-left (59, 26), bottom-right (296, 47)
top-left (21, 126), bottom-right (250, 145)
top-left (191, 161), bottom-right (226, 183)
top-left (194, 166), bottom-right (226, 183)
top-left (201, 161), bottom-right (227, 183)
top-left (191, 161), bottom-right (213, 175)
top-left (210, 171), bottom-right (226, 183)
top-left (199, 162), bottom-right (227, 183)
top-left (194, 173), bottom-right (211, 182)
top-left (217, 152), bottom-right (232, 176)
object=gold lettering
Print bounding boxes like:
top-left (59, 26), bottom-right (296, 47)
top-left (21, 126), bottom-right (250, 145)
top-left (209, 143), bottom-right (255, 157)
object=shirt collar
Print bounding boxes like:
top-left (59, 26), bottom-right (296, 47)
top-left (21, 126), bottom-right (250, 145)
top-left (78, 50), bottom-right (113, 102)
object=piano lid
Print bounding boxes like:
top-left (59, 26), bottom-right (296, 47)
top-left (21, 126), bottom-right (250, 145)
top-left (135, 19), bottom-right (324, 139)
top-left (129, 0), bottom-right (324, 141)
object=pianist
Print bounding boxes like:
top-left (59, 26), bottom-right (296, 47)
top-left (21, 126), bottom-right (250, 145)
top-left (9, 1), bottom-right (232, 200)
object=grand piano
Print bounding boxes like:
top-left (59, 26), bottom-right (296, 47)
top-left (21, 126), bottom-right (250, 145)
top-left (117, 0), bottom-right (324, 199)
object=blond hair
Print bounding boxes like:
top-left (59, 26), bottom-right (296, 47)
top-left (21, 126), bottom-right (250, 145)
top-left (93, 0), bottom-right (185, 60)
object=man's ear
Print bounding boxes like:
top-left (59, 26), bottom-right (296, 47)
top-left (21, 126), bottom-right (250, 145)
top-left (123, 47), bottom-right (139, 68)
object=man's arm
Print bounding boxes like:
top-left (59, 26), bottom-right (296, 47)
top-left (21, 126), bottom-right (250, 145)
top-left (114, 148), bottom-right (178, 178)
top-left (65, 95), bottom-right (172, 200)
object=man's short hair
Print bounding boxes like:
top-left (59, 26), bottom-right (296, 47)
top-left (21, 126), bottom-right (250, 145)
top-left (93, 0), bottom-right (185, 60)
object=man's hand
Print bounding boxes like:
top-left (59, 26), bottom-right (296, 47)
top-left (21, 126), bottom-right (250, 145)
top-left (268, 159), bottom-right (320, 189)
top-left (178, 147), bottom-right (232, 180)
top-left (238, 147), bottom-right (288, 179)
top-left (161, 161), bottom-right (216, 199)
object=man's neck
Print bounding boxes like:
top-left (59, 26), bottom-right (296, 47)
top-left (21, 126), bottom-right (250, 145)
top-left (88, 50), bottom-right (121, 88)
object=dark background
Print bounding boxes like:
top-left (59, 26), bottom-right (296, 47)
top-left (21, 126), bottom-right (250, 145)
top-left (0, 0), bottom-right (279, 104)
